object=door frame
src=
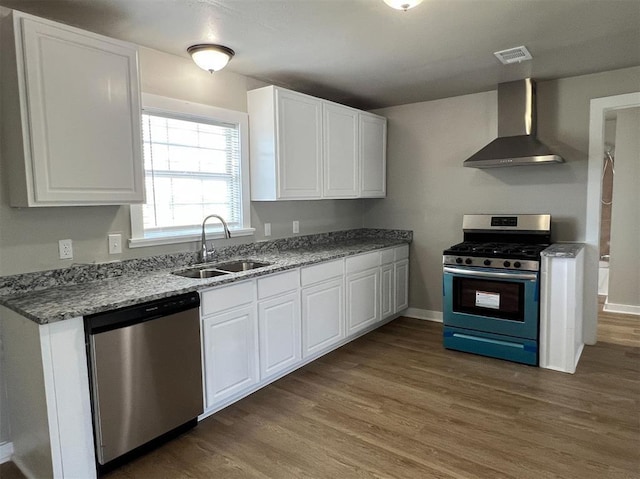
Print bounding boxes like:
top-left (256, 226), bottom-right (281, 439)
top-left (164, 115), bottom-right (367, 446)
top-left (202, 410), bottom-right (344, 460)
top-left (584, 92), bottom-right (640, 344)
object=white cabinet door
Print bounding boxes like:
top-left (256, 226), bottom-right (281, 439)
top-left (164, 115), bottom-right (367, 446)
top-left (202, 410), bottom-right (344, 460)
top-left (5, 12), bottom-right (143, 206)
top-left (360, 112), bottom-right (387, 198)
top-left (276, 88), bottom-right (323, 199)
top-left (301, 278), bottom-right (344, 358)
top-left (202, 305), bottom-right (259, 409)
top-left (346, 268), bottom-right (380, 335)
top-left (323, 103), bottom-right (359, 198)
top-left (395, 259), bottom-right (409, 313)
top-left (380, 263), bottom-right (394, 319)
top-left (258, 291), bottom-right (301, 380)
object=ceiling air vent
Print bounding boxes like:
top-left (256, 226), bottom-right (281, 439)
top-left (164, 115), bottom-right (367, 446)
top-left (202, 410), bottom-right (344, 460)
top-left (494, 46), bottom-right (532, 65)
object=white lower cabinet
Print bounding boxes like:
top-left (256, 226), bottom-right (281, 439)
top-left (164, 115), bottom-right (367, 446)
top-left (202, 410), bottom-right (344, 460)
top-left (257, 271), bottom-right (301, 380)
top-left (395, 259), bottom-right (409, 312)
top-left (301, 259), bottom-right (345, 358)
top-left (201, 281), bottom-right (259, 410)
top-left (200, 245), bottom-right (408, 416)
top-left (345, 251), bottom-right (381, 335)
top-left (258, 292), bottom-right (301, 379)
top-left (302, 277), bottom-right (345, 357)
top-left (381, 263), bottom-right (394, 319)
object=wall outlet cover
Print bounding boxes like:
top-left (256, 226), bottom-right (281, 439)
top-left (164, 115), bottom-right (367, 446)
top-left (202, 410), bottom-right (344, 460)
top-left (58, 239), bottom-right (73, 260)
top-left (264, 223), bottom-right (271, 237)
top-left (293, 220), bottom-right (299, 234)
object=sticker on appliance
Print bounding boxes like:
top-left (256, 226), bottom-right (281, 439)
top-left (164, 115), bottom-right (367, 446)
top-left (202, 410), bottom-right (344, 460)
top-left (475, 291), bottom-right (500, 309)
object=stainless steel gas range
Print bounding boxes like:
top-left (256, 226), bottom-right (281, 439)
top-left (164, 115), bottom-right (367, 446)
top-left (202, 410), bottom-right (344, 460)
top-left (442, 214), bottom-right (551, 365)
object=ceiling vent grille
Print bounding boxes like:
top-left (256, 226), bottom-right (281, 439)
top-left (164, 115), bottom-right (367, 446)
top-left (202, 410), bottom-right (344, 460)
top-left (494, 46), bottom-right (532, 65)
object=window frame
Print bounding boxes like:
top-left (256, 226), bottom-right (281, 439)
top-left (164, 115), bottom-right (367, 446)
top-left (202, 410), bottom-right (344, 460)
top-left (129, 93), bottom-right (253, 248)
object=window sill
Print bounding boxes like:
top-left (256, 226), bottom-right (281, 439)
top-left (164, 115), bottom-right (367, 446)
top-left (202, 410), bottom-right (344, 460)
top-left (128, 228), bottom-right (256, 249)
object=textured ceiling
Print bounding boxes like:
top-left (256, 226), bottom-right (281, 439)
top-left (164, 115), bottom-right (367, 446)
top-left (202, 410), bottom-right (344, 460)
top-left (1, 0), bottom-right (639, 109)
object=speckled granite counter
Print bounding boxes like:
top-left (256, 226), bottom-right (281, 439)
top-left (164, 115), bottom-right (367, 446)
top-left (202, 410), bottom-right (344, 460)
top-left (0, 229), bottom-right (411, 324)
top-left (541, 243), bottom-right (585, 258)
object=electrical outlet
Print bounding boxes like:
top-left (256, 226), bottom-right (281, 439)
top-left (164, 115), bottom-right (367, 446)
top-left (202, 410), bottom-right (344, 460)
top-left (264, 223), bottom-right (271, 237)
top-left (293, 220), bottom-right (299, 234)
top-left (58, 239), bottom-right (73, 260)
top-left (108, 233), bottom-right (122, 254)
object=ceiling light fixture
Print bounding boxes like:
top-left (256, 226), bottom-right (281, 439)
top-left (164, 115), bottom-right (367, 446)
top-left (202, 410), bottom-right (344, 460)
top-left (383, 0), bottom-right (424, 11)
top-left (187, 44), bottom-right (235, 73)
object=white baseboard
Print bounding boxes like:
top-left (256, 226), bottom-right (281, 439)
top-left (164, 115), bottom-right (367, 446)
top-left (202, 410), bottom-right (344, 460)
top-left (0, 441), bottom-right (13, 464)
top-left (403, 308), bottom-right (442, 322)
top-left (603, 301), bottom-right (640, 316)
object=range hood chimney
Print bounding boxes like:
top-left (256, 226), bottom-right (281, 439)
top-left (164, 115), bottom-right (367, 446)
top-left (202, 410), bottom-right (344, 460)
top-left (463, 79), bottom-right (564, 168)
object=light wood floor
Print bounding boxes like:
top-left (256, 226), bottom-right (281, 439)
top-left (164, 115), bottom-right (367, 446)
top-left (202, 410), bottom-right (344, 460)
top-left (2, 315), bottom-right (639, 479)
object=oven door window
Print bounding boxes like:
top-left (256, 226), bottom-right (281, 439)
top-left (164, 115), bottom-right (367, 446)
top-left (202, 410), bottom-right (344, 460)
top-left (452, 277), bottom-right (525, 321)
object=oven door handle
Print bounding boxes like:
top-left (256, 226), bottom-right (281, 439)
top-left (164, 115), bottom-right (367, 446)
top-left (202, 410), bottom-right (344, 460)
top-left (443, 266), bottom-right (538, 281)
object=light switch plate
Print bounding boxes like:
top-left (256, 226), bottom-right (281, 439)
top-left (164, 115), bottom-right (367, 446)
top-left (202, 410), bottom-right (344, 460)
top-left (108, 233), bottom-right (122, 254)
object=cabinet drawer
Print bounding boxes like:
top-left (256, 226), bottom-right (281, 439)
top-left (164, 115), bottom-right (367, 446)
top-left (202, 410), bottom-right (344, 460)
top-left (301, 259), bottom-right (344, 286)
top-left (257, 270), bottom-right (299, 300)
top-left (345, 251), bottom-right (380, 274)
top-left (380, 248), bottom-right (395, 265)
top-left (200, 281), bottom-right (255, 317)
top-left (395, 244), bottom-right (409, 261)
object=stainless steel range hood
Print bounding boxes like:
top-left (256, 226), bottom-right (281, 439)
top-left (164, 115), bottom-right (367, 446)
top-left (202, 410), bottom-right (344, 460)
top-left (463, 79), bottom-right (564, 168)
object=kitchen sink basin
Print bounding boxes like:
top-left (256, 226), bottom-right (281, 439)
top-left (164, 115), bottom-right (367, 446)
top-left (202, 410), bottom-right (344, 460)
top-left (172, 268), bottom-right (231, 279)
top-left (172, 260), bottom-right (271, 279)
top-left (214, 260), bottom-right (271, 272)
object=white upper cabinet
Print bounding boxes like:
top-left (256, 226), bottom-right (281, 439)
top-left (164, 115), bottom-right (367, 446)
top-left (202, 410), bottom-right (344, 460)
top-left (248, 86), bottom-right (322, 200)
top-left (323, 103), bottom-right (359, 198)
top-left (247, 85), bottom-right (386, 201)
top-left (360, 112), bottom-right (387, 198)
top-left (1, 10), bottom-right (144, 207)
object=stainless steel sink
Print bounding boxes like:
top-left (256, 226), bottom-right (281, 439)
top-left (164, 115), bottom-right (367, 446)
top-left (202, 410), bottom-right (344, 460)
top-left (172, 268), bottom-right (230, 279)
top-left (214, 260), bottom-right (271, 272)
top-left (172, 260), bottom-right (271, 279)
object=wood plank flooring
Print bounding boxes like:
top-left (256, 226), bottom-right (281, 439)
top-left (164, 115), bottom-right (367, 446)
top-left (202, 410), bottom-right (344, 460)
top-left (599, 295), bottom-right (640, 347)
top-left (2, 316), bottom-right (638, 479)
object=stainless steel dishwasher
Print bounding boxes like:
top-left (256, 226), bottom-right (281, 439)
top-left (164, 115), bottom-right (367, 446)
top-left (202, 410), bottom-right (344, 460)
top-left (85, 291), bottom-right (203, 468)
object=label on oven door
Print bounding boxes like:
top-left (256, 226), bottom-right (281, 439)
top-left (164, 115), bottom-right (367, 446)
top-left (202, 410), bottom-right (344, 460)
top-left (475, 291), bottom-right (500, 309)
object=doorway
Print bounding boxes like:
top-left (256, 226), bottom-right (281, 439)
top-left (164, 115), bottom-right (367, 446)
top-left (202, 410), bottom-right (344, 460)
top-left (585, 93), bottom-right (640, 344)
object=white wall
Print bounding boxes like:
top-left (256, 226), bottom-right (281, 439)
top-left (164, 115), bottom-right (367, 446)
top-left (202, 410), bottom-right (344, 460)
top-left (608, 107), bottom-right (640, 311)
top-left (364, 66), bottom-right (640, 314)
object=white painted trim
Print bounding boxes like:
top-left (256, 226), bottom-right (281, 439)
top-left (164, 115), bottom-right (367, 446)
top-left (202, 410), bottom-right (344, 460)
top-left (128, 227), bottom-right (255, 248)
top-left (0, 442), bottom-right (14, 464)
top-left (603, 301), bottom-right (640, 316)
top-left (586, 92), bottom-right (640, 345)
top-left (403, 308), bottom-right (442, 322)
top-left (130, 93), bottom-right (253, 244)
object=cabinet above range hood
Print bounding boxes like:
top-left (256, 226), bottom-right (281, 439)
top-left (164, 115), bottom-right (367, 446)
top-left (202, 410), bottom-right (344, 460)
top-left (463, 79), bottom-right (564, 168)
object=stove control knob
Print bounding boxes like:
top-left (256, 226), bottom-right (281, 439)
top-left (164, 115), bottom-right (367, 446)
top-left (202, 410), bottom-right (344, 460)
top-left (503, 261), bottom-right (511, 267)
top-left (465, 258), bottom-right (472, 265)
top-left (514, 261), bottom-right (522, 268)
top-left (456, 257), bottom-right (463, 264)
top-left (483, 259), bottom-right (491, 266)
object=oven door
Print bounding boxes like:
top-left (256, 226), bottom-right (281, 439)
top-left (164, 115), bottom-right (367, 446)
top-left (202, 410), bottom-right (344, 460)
top-left (443, 266), bottom-right (539, 339)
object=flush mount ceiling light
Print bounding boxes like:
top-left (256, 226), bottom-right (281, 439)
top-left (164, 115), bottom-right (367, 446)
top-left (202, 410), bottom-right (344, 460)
top-left (383, 0), bottom-right (424, 11)
top-left (187, 44), bottom-right (235, 73)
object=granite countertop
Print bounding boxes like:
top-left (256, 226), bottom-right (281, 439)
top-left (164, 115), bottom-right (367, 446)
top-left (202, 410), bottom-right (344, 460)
top-left (0, 229), bottom-right (411, 325)
top-left (541, 243), bottom-right (585, 258)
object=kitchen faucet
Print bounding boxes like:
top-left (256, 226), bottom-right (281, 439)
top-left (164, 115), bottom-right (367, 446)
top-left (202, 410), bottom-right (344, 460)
top-left (201, 214), bottom-right (231, 262)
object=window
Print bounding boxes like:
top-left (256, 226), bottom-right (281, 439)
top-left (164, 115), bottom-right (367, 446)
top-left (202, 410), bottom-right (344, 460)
top-left (130, 94), bottom-right (252, 247)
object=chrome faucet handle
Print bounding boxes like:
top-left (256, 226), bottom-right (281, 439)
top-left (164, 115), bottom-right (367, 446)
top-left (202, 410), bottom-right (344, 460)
top-left (200, 214), bottom-right (231, 263)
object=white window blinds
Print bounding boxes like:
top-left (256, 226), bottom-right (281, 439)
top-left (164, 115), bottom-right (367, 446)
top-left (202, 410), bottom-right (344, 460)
top-left (141, 113), bottom-right (242, 238)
